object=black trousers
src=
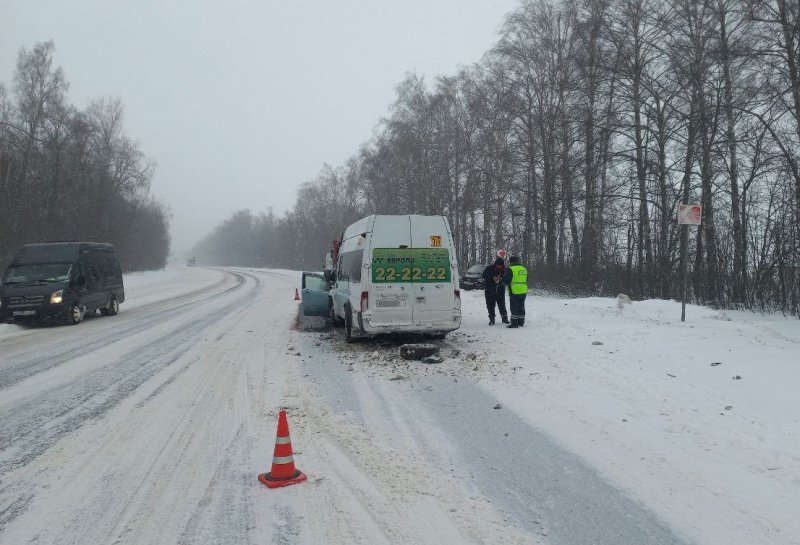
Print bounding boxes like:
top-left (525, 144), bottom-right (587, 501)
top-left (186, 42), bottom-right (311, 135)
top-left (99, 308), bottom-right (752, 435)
top-left (484, 286), bottom-right (507, 319)
top-left (509, 293), bottom-right (526, 324)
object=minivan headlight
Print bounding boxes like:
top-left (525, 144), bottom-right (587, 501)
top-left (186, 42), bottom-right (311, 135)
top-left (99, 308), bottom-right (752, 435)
top-left (50, 290), bottom-right (64, 304)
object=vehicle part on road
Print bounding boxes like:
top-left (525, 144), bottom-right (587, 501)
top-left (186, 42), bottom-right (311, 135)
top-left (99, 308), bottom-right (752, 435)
top-left (258, 410), bottom-right (307, 489)
top-left (399, 343), bottom-right (439, 360)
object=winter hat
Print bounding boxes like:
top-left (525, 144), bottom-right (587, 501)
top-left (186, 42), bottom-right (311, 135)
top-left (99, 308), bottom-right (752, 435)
top-left (509, 255), bottom-right (520, 264)
top-left (494, 257), bottom-right (505, 266)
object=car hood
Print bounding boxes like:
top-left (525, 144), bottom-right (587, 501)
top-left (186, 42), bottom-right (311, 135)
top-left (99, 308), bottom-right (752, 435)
top-left (0, 280), bottom-right (69, 297)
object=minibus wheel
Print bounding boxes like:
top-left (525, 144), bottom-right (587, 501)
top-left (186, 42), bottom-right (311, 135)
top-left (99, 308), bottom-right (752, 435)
top-left (344, 306), bottom-right (355, 343)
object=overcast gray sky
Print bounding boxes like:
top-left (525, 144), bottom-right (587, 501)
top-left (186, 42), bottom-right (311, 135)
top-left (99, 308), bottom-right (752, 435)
top-left (2, 0), bottom-right (518, 255)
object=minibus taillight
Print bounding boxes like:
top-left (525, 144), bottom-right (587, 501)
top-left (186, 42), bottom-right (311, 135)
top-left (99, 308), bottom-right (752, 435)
top-left (361, 291), bottom-right (369, 312)
top-left (454, 290), bottom-right (461, 308)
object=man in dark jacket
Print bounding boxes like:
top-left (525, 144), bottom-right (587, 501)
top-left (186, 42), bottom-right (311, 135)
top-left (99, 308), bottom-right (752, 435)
top-left (482, 257), bottom-right (509, 325)
top-left (502, 255), bottom-right (528, 328)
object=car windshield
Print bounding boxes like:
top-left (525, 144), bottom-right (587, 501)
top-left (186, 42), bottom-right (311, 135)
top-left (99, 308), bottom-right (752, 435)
top-left (467, 265), bottom-right (485, 274)
top-left (2, 263), bottom-right (73, 284)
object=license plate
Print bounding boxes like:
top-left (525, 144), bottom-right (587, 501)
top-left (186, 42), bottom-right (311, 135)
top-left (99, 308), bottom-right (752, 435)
top-left (13, 310), bottom-right (37, 316)
top-left (377, 299), bottom-right (404, 307)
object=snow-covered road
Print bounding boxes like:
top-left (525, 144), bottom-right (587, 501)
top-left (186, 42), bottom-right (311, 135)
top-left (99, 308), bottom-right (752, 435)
top-left (1, 267), bottom-right (797, 544)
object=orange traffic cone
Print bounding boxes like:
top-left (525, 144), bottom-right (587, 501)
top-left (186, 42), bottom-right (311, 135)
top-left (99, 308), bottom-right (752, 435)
top-left (293, 288), bottom-right (301, 301)
top-left (258, 410), bottom-right (307, 489)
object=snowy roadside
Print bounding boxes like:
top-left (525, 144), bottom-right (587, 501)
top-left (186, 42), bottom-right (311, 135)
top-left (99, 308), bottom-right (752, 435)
top-left (307, 289), bottom-right (800, 545)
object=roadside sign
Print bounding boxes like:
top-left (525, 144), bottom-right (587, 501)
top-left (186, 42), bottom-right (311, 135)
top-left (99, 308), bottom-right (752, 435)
top-left (678, 204), bottom-right (702, 225)
top-left (678, 203), bottom-right (702, 322)
top-left (497, 249), bottom-right (507, 259)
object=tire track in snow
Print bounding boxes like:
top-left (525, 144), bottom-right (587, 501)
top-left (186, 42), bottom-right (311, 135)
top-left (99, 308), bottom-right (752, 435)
top-left (0, 492), bottom-right (33, 532)
top-left (271, 505), bottom-right (302, 545)
top-left (177, 423), bottom-right (257, 545)
top-left (0, 267), bottom-right (280, 541)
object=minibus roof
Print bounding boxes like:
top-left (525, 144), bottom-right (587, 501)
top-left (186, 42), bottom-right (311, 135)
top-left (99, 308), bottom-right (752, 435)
top-left (12, 242), bottom-right (116, 265)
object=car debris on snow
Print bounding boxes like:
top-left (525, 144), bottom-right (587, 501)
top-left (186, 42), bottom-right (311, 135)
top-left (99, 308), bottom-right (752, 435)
top-left (399, 343), bottom-right (440, 360)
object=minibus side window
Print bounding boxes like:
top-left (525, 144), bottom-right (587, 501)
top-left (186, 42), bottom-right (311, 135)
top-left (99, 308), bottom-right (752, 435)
top-left (338, 250), bottom-right (363, 283)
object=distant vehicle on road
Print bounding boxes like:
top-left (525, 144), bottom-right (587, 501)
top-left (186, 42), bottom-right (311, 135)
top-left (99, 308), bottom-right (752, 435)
top-left (0, 242), bottom-right (124, 325)
top-left (302, 214), bottom-right (462, 341)
top-left (460, 264), bottom-right (488, 290)
top-left (187, 257), bottom-right (197, 267)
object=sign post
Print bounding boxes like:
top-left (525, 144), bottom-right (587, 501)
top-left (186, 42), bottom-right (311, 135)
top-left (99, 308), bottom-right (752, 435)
top-left (678, 204), bottom-right (702, 321)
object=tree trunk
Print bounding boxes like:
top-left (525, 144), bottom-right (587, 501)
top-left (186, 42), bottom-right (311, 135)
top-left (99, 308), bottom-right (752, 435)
top-left (719, 0), bottom-right (745, 305)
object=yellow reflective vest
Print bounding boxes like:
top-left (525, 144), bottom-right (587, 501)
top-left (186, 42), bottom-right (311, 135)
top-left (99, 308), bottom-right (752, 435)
top-left (509, 264), bottom-right (528, 295)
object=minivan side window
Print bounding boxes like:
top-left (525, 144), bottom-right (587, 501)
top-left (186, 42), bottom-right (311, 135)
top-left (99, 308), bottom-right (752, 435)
top-left (338, 250), bottom-right (363, 283)
top-left (100, 256), bottom-right (118, 279)
top-left (84, 263), bottom-right (99, 283)
top-left (72, 263), bottom-right (84, 282)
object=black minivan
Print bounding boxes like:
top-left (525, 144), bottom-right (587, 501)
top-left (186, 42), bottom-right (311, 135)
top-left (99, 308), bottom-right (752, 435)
top-left (0, 242), bottom-right (125, 325)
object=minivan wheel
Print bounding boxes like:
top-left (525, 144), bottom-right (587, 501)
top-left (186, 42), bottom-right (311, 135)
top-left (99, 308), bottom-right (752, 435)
top-left (100, 295), bottom-right (119, 316)
top-left (65, 304), bottom-right (83, 325)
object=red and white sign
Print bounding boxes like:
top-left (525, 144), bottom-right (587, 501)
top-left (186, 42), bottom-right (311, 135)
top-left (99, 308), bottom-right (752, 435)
top-left (496, 249), bottom-right (508, 259)
top-left (678, 204), bottom-right (702, 225)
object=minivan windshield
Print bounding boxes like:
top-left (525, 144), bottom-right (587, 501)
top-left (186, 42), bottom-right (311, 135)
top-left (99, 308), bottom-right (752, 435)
top-left (467, 265), bottom-right (485, 274)
top-left (2, 263), bottom-right (73, 284)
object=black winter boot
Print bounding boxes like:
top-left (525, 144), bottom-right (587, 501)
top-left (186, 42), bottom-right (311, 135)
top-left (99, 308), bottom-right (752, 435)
top-left (489, 316), bottom-right (495, 325)
top-left (501, 316), bottom-right (509, 324)
top-left (507, 319), bottom-right (519, 328)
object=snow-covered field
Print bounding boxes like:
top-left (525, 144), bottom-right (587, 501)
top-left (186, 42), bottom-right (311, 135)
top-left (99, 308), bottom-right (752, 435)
top-left (0, 266), bottom-right (797, 544)
top-left (453, 291), bottom-right (800, 545)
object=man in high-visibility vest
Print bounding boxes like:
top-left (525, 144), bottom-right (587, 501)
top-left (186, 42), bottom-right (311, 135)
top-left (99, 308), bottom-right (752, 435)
top-left (502, 255), bottom-right (528, 328)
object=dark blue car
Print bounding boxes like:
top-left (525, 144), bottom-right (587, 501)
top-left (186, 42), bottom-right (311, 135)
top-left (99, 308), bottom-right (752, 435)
top-left (459, 264), bottom-right (487, 290)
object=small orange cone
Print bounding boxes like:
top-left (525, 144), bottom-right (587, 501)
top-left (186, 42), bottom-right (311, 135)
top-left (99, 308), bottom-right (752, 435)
top-left (293, 288), bottom-right (301, 301)
top-left (258, 410), bottom-right (307, 489)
